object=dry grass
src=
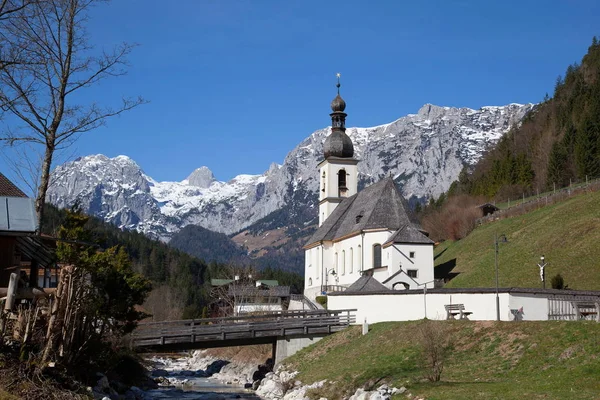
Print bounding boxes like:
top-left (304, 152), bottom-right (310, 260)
top-left (232, 228), bottom-right (290, 257)
top-left (422, 195), bottom-right (485, 241)
top-left (0, 350), bottom-right (87, 400)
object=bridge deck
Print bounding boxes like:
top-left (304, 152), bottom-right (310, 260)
top-left (131, 309), bottom-right (356, 351)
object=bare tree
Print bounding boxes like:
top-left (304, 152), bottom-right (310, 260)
top-left (0, 0), bottom-right (145, 225)
top-left (210, 264), bottom-right (259, 317)
top-left (417, 320), bottom-right (450, 382)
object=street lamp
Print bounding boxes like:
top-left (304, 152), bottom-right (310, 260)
top-left (326, 268), bottom-right (337, 290)
top-left (494, 233), bottom-right (508, 321)
top-left (537, 255), bottom-right (547, 289)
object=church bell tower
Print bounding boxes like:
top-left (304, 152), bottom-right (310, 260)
top-left (318, 74), bottom-right (358, 226)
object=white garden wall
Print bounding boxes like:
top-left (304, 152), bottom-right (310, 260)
top-left (329, 291), bottom-right (546, 323)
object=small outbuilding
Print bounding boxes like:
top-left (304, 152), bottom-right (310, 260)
top-left (477, 203), bottom-right (499, 217)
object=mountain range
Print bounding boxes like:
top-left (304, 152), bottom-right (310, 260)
top-left (47, 103), bottom-right (534, 270)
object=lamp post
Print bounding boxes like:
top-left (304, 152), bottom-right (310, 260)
top-left (537, 255), bottom-right (547, 289)
top-left (494, 233), bottom-right (508, 321)
top-left (326, 268), bottom-right (337, 291)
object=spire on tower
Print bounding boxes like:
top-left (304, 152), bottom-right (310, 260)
top-left (324, 73), bottom-right (353, 159)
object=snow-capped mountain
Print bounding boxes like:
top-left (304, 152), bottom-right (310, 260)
top-left (47, 103), bottom-right (534, 240)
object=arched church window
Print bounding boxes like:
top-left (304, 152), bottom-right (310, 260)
top-left (341, 250), bottom-right (346, 275)
top-left (373, 244), bottom-right (382, 268)
top-left (317, 247), bottom-right (321, 280)
top-left (334, 252), bottom-right (339, 277)
top-left (357, 245), bottom-right (362, 271)
top-left (322, 171), bottom-right (326, 192)
top-left (308, 278), bottom-right (313, 287)
top-left (349, 247), bottom-right (353, 273)
top-left (338, 169), bottom-right (347, 189)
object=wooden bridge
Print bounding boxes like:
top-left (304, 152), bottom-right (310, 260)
top-left (131, 309), bottom-right (356, 353)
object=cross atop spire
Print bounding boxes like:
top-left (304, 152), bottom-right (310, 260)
top-left (336, 72), bottom-right (341, 94)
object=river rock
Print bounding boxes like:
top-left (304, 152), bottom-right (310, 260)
top-left (348, 387), bottom-right (390, 400)
top-left (256, 376), bottom-right (285, 399)
top-left (151, 369), bottom-right (168, 377)
top-left (95, 374), bottom-right (110, 392)
top-left (93, 373), bottom-right (119, 400)
top-left (391, 387), bottom-right (406, 395)
top-left (121, 391), bottom-right (136, 400)
top-left (349, 388), bottom-right (369, 400)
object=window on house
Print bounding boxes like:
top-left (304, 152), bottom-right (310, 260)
top-left (373, 244), bottom-right (382, 268)
top-left (407, 269), bottom-right (418, 278)
top-left (410, 251), bottom-right (416, 258)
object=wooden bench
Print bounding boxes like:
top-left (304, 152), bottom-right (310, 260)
top-left (444, 304), bottom-right (472, 320)
top-left (572, 301), bottom-right (600, 322)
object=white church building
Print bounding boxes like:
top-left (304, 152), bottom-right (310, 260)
top-left (303, 79), bottom-right (435, 301)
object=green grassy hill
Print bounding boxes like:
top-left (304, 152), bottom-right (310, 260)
top-left (286, 321), bottom-right (600, 400)
top-left (434, 189), bottom-right (600, 290)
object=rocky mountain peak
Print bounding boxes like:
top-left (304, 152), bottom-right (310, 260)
top-left (187, 166), bottom-right (215, 188)
top-left (47, 103), bottom-right (535, 241)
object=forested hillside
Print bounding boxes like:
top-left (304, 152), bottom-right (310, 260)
top-left (170, 224), bottom-right (248, 265)
top-left (42, 205), bottom-right (304, 319)
top-left (42, 205), bottom-right (212, 319)
top-left (450, 37), bottom-right (600, 199)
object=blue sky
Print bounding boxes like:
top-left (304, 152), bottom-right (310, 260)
top-left (2, 0), bottom-right (600, 186)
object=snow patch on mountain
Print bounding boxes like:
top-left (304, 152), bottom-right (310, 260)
top-left (47, 103), bottom-right (534, 240)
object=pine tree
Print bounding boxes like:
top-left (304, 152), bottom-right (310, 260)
top-left (574, 121), bottom-right (600, 179)
top-left (547, 142), bottom-right (569, 188)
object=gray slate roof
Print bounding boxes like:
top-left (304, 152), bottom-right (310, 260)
top-left (228, 285), bottom-right (290, 297)
top-left (345, 274), bottom-right (389, 293)
top-left (0, 196), bottom-right (37, 233)
top-left (306, 177), bottom-right (430, 246)
top-left (384, 225), bottom-right (434, 246)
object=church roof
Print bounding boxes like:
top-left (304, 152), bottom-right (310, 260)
top-left (345, 274), bottom-right (389, 292)
top-left (383, 224), bottom-right (434, 246)
top-left (306, 176), bottom-right (429, 246)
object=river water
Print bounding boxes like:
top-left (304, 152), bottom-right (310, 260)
top-left (143, 354), bottom-right (261, 400)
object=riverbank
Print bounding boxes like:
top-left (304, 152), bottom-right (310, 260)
top-left (264, 320), bottom-right (600, 400)
top-left (141, 346), bottom-right (273, 399)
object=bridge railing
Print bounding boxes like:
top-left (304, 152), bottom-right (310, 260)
top-left (131, 309), bottom-right (356, 349)
top-left (136, 308), bottom-right (347, 328)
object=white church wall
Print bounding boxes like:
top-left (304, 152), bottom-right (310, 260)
top-left (319, 163), bottom-right (358, 202)
top-left (508, 293), bottom-right (548, 320)
top-left (329, 231), bottom-right (393, 287)
top-left (384, 243), bottom-right (435, 289)
top-left (318, 161), bottom-right (358, 226)
top-left (304, 234), bottom-right (436, 301)
top-left (328, 291), bottom-right (521, 323)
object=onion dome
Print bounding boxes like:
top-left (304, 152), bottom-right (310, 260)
top-left (330, 94), bottom-right (346, 112)
top-left (324, 130), bottom-right (354, 158)
top-left (324, 73), bottom-right (354, 159)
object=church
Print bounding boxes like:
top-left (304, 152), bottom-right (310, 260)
top-left (303, 78), bottom-right (435, 301)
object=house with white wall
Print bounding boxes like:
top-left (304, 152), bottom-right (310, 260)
top-left (303, 79), bottom-right (435, 301)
